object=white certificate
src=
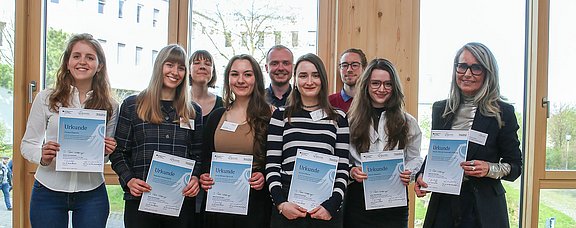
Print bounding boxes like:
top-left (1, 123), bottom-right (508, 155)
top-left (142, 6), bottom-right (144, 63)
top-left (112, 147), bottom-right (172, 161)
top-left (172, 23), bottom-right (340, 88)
top-left (288, 149), bottom-right (338, 211)
top-left (56, 108), bottom-right (107, 172)
top-left (422, 130), bottom-right (469, 195)
top-left (139, 151), bottom-right (195, 217)
top-left (361, 150), bottom-right (406, 210)
top-left (205, 152), bottom-right (253, 215)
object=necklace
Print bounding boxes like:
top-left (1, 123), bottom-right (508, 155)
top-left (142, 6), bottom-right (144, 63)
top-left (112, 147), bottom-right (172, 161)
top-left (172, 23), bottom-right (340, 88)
top-left (302, 104), bottom-right (319, 109)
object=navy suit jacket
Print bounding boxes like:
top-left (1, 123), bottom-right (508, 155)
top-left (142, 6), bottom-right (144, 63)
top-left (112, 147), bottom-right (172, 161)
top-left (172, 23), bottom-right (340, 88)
top-left (421, 99), bottom-right (522, 228)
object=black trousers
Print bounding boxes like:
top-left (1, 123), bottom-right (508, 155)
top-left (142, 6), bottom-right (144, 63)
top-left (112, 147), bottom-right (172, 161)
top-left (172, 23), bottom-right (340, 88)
top-left (124, 198), bottom-right (195, 228)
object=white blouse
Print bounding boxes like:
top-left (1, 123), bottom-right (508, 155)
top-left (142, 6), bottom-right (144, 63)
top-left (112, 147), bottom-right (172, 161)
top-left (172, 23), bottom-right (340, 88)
top-left (20, 87), bottom-right (119, 193)
top-left (349, 111), bottom-right (423, 174)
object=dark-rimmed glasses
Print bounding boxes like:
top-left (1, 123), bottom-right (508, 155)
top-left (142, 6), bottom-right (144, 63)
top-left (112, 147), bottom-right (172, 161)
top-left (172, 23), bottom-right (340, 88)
top-left (369, 80), bottom-right (392, 90)
top-left (339, 62), bottom-right (361, 70)
top-left (455, 63), bottom-right (484, 76)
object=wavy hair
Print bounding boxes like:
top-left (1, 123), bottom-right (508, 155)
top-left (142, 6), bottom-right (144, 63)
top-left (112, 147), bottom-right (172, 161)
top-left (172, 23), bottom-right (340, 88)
top-left (222, 54), bottom-right (271, 167)
top-left (348, 58), bottom-right (408, 153)
top-left (285, 53), bottom-right (338, 122)
top-left (136, 44), bottom-right (195, 124)
top-left (48, 33), bottom-right (114, 121)
top-left (444, 42), bottom-right (504, 128)
top-left (189, 50), bottom-right (217, 88)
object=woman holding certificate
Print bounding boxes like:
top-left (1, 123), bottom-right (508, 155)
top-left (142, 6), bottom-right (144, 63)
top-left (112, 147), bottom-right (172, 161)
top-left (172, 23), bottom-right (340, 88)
top-left (414, 42), bottom-right (522, 228)
top-left (110, 44), bottom-right (203, 228)
top-left (265, 53), bottom-right (350, 228)
top-left (345, 58), bottom-right (422, 228)
top-left (21, 33), bottom-right (119, 228)
top-left (199, 54), bottom-right (273, 228)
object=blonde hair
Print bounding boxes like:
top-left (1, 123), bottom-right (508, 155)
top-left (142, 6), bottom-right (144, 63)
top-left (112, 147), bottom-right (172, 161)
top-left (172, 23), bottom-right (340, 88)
top-left (136, 44), bottom-right (195, 124)
top-left (444, 42), bottom-right (504, 128)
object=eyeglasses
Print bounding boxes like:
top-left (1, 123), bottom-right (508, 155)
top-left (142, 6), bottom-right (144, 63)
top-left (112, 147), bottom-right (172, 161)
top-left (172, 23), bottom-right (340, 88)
top-left (455, 63), bottom-right (484, 76)
top-left (339, 62), bottom-right (361, 70)
top-left (369, 80), bottom-right (393, 90)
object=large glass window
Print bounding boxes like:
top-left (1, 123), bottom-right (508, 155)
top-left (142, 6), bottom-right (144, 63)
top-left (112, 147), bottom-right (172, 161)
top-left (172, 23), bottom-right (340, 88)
top-left (46, 0), bottom-right (169, 101)
top-left (546, 0), bottom-right (576, 171)
top-left (418, 1), bottom-right (526, 227)
top-left (538, 189), bottom-right (576, 227)
top-left (0, 0), bottom-right (14, 226)
top-left (188, 0), bottom-right (318, 95)
top-left (45, 1), bottom-right (170, 225)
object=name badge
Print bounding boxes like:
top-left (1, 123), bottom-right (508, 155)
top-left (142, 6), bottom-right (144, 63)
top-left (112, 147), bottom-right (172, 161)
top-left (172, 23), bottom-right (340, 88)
top-left (220, 121), bottom-right (239, 132)
top-left (180, 119), bottom-right (195, 130)
top-left (469, 129), bottom-right (488, 146)
top-left (310, 109), bottom-right (327, 122)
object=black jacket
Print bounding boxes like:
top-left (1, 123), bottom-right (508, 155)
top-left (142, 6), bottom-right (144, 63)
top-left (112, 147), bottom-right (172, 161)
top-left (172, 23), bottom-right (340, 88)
top-left (421, 99), bottom-right (523, 228)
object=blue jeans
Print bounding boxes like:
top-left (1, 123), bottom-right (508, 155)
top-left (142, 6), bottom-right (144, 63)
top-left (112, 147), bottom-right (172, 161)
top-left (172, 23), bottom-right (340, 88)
top-left (29, 180), bottom-right (109, 228)
top-left (1, 182), bottom-right (10, 209)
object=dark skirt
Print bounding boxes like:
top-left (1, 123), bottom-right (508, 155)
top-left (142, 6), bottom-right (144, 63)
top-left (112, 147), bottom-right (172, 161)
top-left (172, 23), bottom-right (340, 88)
top-left (203, 187), bottom-right (272, 228)
top-left (343, 181), bottom-right (408, 228)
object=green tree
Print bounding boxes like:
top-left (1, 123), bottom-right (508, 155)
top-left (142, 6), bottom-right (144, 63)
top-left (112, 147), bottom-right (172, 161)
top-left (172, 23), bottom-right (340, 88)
top-left (546, 104), bottom-right (576, 169)
top-left (192, 0), bottom-right (296, 64)
top-left (45, 28), bottom-right (71, 88)
top-left (0, 64), bottom-right (13, 89)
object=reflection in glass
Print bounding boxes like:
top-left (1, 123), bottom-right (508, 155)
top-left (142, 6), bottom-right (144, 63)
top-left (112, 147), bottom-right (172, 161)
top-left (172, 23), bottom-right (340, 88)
top-left (188, 0), bottom-right (318, 96)
top-left (546, 0), bottom-right (576, 171)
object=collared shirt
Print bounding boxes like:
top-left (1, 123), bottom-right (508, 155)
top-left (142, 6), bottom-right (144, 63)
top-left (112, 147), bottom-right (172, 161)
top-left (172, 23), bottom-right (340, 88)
top-left (110, 95), bottom-right (203, 200)
top-left (20, 87), bottom-right (119, 193)
top-left (265, 85), bottom-right (291, 108)
top-left (340, 89), bottom-right (352, 102)
top-left (328, 89), bottom-right (353, 112)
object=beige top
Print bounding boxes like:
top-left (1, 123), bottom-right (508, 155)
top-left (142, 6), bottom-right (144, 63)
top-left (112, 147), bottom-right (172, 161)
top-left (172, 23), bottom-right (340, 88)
top-left (214, 112), bottom-right (263, 170)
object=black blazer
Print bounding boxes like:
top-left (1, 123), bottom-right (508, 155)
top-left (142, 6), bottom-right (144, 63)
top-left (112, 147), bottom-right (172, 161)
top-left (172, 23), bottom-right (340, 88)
top-left (421, 99), bottom-right (522, 228)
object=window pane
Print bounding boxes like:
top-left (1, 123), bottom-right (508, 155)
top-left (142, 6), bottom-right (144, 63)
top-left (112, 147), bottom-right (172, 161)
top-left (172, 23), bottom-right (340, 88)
top-left (46, 0), bottom-right (169, 103)
top-left (0, 0), bottom-right (14, 224)
top-left (417, 1), bottom-right (525, 227)
top-left (45, 1), bottom-right (170, 225)
top-left (538, 189), bottom-right (576, 227)
top-left (188, 0), bottom-right (318, 95)
top-left (546, 0), bottom-right (576, 171)
top-left (106, 185), bottom-right (126, 227)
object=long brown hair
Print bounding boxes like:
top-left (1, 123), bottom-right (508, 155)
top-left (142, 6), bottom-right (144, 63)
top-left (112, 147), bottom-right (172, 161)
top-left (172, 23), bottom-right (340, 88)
top-left (222, 54), bottom-right (271, 167)
top-left (136, 44), bottom-right (195, 124)
top-left (48, 33), bottom-right (114, 121)
top-left (285, 53), bottom-right (338, 122)
top-left (348, 58), bottom-right (408, 153)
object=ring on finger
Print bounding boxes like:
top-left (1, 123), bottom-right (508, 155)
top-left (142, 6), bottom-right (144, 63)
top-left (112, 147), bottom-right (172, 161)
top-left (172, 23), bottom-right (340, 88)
top-left (472, 166), bottom-right (476, 171)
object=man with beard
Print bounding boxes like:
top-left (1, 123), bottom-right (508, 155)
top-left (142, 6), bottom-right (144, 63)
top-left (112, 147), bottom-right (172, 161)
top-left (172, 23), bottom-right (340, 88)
top-left (329, 48), bottom-right (367, 112)
top-left (265, 45), bottom-right (294, 107)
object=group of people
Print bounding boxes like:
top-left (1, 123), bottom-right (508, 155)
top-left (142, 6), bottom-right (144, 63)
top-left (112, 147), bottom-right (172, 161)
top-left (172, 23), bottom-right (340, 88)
top-left (20, 33), bottom-right (522, 228)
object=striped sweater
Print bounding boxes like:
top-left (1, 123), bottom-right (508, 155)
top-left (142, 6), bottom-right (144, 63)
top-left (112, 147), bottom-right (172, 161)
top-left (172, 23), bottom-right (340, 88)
top-left (265, 107), bottom-right (350, 216)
